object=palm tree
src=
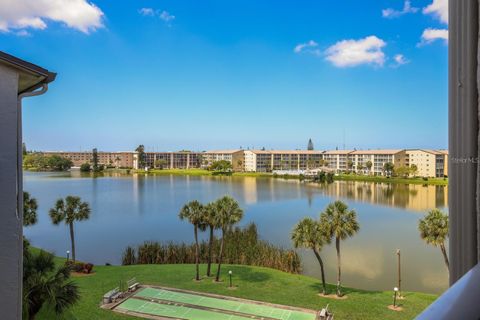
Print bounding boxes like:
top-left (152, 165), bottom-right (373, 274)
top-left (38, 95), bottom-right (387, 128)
top-left (365, 161), bottom-right (372, 175)
top-left (23, 240), bottom-right (79, 320)
top-left (49, 196), bottom-right (91, 262)
top-left (23, 191), bottom-right (38, 227)
top-left (320, 200), bottom-right (360, 296)
top-left (204, 202), bottom-right (221, 277)
top-left (179, 200), bottom-right (207, 281)
top-left (214, 196), bottom-right (244, 282)
top-left (292, 217), bottom-right (329, 295)
top-left (419, 209), bottom-right (449, 271)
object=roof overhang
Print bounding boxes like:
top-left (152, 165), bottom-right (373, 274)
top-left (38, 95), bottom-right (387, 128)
top-left (0, 51), bottom-right (56, 94)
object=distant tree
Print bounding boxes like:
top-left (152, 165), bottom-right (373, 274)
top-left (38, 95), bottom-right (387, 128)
top-left (292, 217), bottom-right (329, 294)
top-left (92, 148), bottom-right (99, 171)
top-left (326, 172), bottom-right (334, 184)
top-left (204, 202), bottom-right (221, 277)
top-left (237, 160), bottom-right (243, 171)
top-left (155, 159), bottom-right (168, 169)
top-left (115, 156), bottom-right (121, 168)
top-left (23, 191), bottom-right (38, 227)
top-left (315, 171), bottom-right (326, 183)
top-left (214, 196), bottom-right (244, 282)
top-left (80, 163), bottom-right (91, 172)
top-left (383, 162), bottom-right (394, 177)
top-left (419, 209), bottom-right (449, 271)
top-left (47, 155), bottom-right (73, 171)
top-left (365, 161), bottom-right (373, 174)
top-left (323, 160), bottom-right (329, 167)
top-left (307, 139), bottom-right (314, 151)
top-left (23, 142), bottom-right (27, 156)
top-left (347, 160), bottom-right (354, 171)
top-left (394, 165), bottom-right (410, 178)
top-left (320, 201), bottom-right (360, 297)
top-left (357, 164), bottom-right (364, 172)
top-left (23, 240), bottom-right (79, 320)
top-left (49, 196), bottom-right (91, 262)
top-left (410, 164), bottom-right (418, 177)
top-left (135, 145), bottom-right (146, 168)
top-left (179, 200), bottom-right (207, 281)
top-left (209, 160), bottom-right (233, 173)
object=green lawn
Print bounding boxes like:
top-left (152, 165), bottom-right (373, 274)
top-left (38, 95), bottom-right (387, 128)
top-left (36, 256), bottom-right (437, 320)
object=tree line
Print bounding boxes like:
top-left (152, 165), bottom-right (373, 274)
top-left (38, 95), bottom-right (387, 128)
top-left (23, 153), bottom-right (73, 171)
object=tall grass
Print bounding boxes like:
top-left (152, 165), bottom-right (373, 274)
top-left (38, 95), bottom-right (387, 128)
top-left (122, 223), bottom-right (301, 274)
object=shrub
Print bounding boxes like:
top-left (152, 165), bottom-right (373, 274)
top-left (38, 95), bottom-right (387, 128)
top-left (122, 223), bottom-right (301, 274)
top-left (80, 163), bottom-right (91, 172)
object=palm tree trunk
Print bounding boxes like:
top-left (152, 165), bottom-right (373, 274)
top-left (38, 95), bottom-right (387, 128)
top-left (312, 248), bottom-right (327, 295)
top-left (69, 222), bottom-right (76, 262)
top-left (194, 225), bottom-right (200, 281)
top-left (336, 237), bottom-right (342, 296)
top-left (207, 225), bottom-right (214, 277)
top-left (440, 242), bottom-right (450, 271)
top-left (215, 229), bottom-right (225, 282)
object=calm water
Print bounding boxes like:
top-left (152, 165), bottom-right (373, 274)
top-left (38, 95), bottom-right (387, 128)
top-left (23, 171), bottom-right (449, 294)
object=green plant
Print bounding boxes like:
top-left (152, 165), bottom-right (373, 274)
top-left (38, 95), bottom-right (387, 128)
top-left (419, 209), bottom-right (449, 271)
top-left (23, 241), bottom-right (79, 320)
top-left (80, 163), bottom-right (91, 172)
top-left (213, 196), bottom-right (244, 282)
top-left (49, 196), bottom-right (91, 262)
top-left (179, 200), bottom-right (208, 280)
top-left (320, 200), bottom-right (360, 297)
top-left (23, 191), bottom-right (38, 227)
top-left (292, 217), bottom-right (329, 295)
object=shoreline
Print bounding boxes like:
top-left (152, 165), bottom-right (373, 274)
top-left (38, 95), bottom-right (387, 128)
top-left (24, 168), bottom-right (449, 186)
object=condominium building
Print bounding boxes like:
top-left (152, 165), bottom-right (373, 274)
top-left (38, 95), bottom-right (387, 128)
top-left (405, 149), bottom-right (449, 178)
top-left (322, 150), bottom-right (354, 172)
top-left (143, 152), bottom-right (204, 170)
top-left (244, 150), bottom-right (324, 172)
top-left (350, 149), bottom-right (406, 175)
top-left (42, 151), bottom-right (136, 168)
top-left (202, 150), bottom-right (245, 171)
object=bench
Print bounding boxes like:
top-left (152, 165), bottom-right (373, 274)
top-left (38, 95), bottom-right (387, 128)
top-left (103, 287), bottom-right (119, 304)
top-left (127, 277), bottom-right (139, 292)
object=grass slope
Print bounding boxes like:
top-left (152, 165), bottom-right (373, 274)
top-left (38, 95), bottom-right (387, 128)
top-left (36, 257), bottom-right (437, 320)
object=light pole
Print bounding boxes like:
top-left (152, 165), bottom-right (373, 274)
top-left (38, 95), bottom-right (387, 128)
top-left (396, 249), bottom-right (402, 298)
top-left (228, 270), bottom-right (233, 288)
top-left (393, 287), bottom-right (399, 309)
top-left (66, 250), bottom-right (70, 262)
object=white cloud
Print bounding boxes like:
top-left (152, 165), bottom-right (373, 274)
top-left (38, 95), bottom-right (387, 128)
top-left (420, 28), bottom-right (448, 45)
top-left (159, 11), bottom-right (175, 23)
top-left (325, 35), bottom-right (386, 68)
top-left (382, 0), bottom-right (418, 18)
top-left (139, 8), bottom-right (155, 17)
top-left (293, 40), bottom-right (321, 56)
top-left (423, 0), bottom-right (448, 24)
top-left (393, 54), bottom-right (409, 66)
top-left (0, 0), bottom-right (104, 34)
top-left (139, 8), bottom-right (175, 25)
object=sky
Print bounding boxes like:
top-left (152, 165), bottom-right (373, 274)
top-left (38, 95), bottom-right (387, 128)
top-left (1, 0), bottom-right (448, 152)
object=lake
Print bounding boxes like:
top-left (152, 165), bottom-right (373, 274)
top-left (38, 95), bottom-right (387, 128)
top-left (23, 171), bottom-right (449, 294)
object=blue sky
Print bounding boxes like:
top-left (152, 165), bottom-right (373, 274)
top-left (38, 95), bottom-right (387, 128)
top-left (1, 0), bottom-right (448, 151)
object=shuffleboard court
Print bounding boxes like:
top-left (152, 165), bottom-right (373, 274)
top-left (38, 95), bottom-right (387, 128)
top-left (114, 286), bottom-right (318, 320)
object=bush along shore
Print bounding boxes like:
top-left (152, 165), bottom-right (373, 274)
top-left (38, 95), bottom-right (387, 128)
top-left (122, 223), bottom-right (302, 274)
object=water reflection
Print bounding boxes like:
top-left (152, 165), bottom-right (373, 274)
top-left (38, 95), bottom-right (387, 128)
top-left (23, 172), bottom-right (448, 294)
